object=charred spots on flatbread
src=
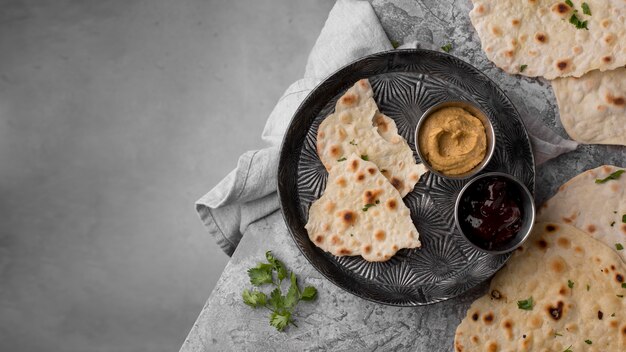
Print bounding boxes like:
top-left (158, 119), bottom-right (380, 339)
top-left (490, 290), bottom-right (502, 300)
top-left (616, 273), bottom-right (624, 283)
top-left (606, 93), bottom-right (625, 107)
top-left (536, 239), bottom-right (548, 249)
top-left (552, 3), bottom-right (570, 15)
top-left (349, 158), bottom-right (359, 172)
top-left (366, 167), bottom-right (376, 175)
top-left (329, 145), bottom-right (342, 158)
top-left (555, 59), bottom-right (572, 73)
top-left (545, 224), bottom-right (558, 233)
top-left (390, 177), bottom-right (403, 191)
top-left (471, 312), bottom-right (479, 321)
top-left (534, 32), bottom-right (548, 44)
top-left (373, 114), bottom-right (389, 133)
top-left (587, 224), bottom-right (596, 233)
top-left (598, 310), bottom-right (604, 320)
top-left (338, 248), bottom-right (351, 255)
top-left (355, 172), bottom-right (366, 182)
top-left (363, 189), bottom-right (382, 204)
top-left (335, 177), bottom-right (347, 188)
top-left (338, 210), bottom-right (357, 226)
top-left (386, 199), bottom-right (398, 211)
top-left (547, 301), bottom-right (565, 320)
top-left (374, 230), bottom-right (386, 241)
top-left (314, 235), bottom-right (324, 244)
top-left (339, 93), bottom-right (358, 108)
top-left (483, 312), bottom-right (494, 324)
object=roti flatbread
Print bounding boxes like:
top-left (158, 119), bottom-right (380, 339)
top-left (316, 79), bottom-right (424, 197)
top-left (455, 222), bottom-right (626, 351)
top-left (469, 0), bottom-right (626, 79)
top-left (305, 153), bottom-right (421, 262)
top-left (552, 69), bottom-right (626, 145)
top-left (537, 165), bottom-right (626, 262)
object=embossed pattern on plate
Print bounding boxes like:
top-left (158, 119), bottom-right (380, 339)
top-left (278, 50), bottom-right (535, 306)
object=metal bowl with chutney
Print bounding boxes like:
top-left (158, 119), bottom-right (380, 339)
top-left (415, 101), bottom-right (495, 179)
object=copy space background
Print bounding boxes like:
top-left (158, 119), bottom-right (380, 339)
top-left (0, 0), bottom-right (333, 350)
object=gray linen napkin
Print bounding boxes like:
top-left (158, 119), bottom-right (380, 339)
top-left (196, 0), bottom-right (578, 256)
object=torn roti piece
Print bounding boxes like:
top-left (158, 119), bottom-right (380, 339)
top-left (469, 0), bottom-right (626, 79)
top-left (316, 79), bottom-right (425, 197)
top-left (552, 68), bottom-right (626, 146)
top-left (455, 222), bottom-right (626, 352)
top-left (305, 153), bottom-right (421, 262)
top-left (537, 165), bottom-right (626, 262)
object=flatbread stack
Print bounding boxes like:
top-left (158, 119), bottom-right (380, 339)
top-left (469, 0), bottom-right (626, 146)
top-left (307, 79), bottom-right (425, 261)
top-left (455, 222), bottom-right (626, 352)
top-left (305, 153), bottom-right (421, 262)
top-left (316, 79), bottom-right (425, 197)
top-left (537, 165), bottom-right (626, 262)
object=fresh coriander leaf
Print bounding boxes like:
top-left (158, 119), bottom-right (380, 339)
top-left (362, 203), bottom-right (377, 211)
top-left (391, 40), bottom-right (400, 49)
top-left (269, 310), bottom-right (291, 331)
top-left (441, 43), bottom-right (452, 53)
top-left (301, 286), bottom-right (318, 301)
top-left (595, 170), bottom-right (624, 183)
top-left (554, 332), bottom-right (563, 337)
top-left (616, 243), bottom-right (624, 251)
top-left (585, 339), bottom-right (592, 345)
top-left (565, 0), bottom-right (574, 7)
top-left (520, 64), bottom-right (528, 72)
top-left (350, 233), bottom-right (354, 237)
top-left (361, 154), bottom-right (369, 161)
top-left (622, 214), bottom-right (626, 223)
top-left (517, 296), bottom-right (534, 310)
top-left (284, 273), bottom-right (300, 309)
top-left (563, 345), bottom-right (573, 352)
top-left (268, 287), bottom-right (285, 310)
top-left (248, 264), bottom-right (274, 286)
top-left (611, 313), bottom-right (616, 317)
top-left (349, 139), bottom-right (357, 146)
top-left (242, 289), bottom-right (267, 308)
top-left (337, 157), bottom-right (347, 162)
top-left (622, 283), bottom-right (626, 289)
top-left (582, 2), bottom-right (591, 15)
top-left (569, 14), bottom-right (589, 29)
top-left (568, 280), bottom-right (574, 289)
top-left (266, 251), bottom-right (287, 282)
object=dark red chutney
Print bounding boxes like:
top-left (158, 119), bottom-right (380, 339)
top-left (458, 176), bottom-right (524, 250)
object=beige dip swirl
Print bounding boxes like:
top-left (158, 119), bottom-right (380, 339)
top-left (418, 107), bottom-right (487, 176)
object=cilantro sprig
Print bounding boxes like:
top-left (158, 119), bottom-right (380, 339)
top-left (243, 251), bottom-right (318, 331)
top-left (441, 43), bottom-right (453, 53)
top-left (595, 170), bottom-right (624, 184)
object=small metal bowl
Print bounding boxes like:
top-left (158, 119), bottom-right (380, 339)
top-left (415, 101), bottom-right (495, 179)
top-left (454, 172), bottom-right (535, 255)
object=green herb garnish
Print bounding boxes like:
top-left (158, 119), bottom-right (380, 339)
top-left (622, 214), bottom-right (626, 223)
top-left (563, 346), bottom-right (573, 352)
top-left (616, 243), bottom-right (624, 251)
top-left (611, 313), bottom-right (616, 317)
top-left (520, 64), bottom-right (528, 72)
top-left (517, 296), bottom-right (534, 310)
top-left (585, 339), bottom-right (592, 345)
top-left (565, 0), bottom-right (574, 7)
top-left (611, 221), bottom-right (616, 227)
top-left (595, 170), bottom-right (624, 183)
top-left (441, 43), bottom-right (453, 53)
top-left (337, 157), bottom-right (347, 162)
top-left (569, 14), bottom-right (588, 30)
top-left (362, 203), bottom-right (377, 211)
top-left (622, 283), bottom-right (626, 289)
top-left (391, 40), bottom-right (400, 49)
top-left (242, 251), bottom-right (317, 331)
top-left (554, 332), bottom-right (563, 337)
top-left (349, 139), bottom-right (357, 146)
top-left (581, 2), bottom-right (591, 15)
top-left (568, 280), bottom-right (574, 289)
top-left (360, 154), bottom-right (369, 161)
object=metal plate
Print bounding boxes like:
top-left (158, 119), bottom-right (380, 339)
top-left (277, 49), bottom-right (535, 306)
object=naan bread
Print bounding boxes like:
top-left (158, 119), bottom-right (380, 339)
top-left (455, 222), bottom-right (626, 352)
top-left (305, 153), bottom-right (421, 262)
top-left (537, 165), bottom-right (626, 262)
top-left (469, 0), bottom-right (626, 79)
top-left (316, 79), bottom-right (424, 197)
top-left (552, 69), bottom-right (626, 145)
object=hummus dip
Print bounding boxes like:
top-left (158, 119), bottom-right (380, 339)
top-left (418, 107), bottom-right (487, 176)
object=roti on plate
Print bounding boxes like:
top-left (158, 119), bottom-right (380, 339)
top-left (552, 69), bottom-right (626, 146)
top-left (455, 222), bottom-right (626, 351)
top-left (537, 165), bottom-right (626, 262)
top-left (316, 79), bottom-right (425, 197)
top-left (305, 153), bottom-right (421, 262)
top-left (469, 0), bottom-right (626, 79)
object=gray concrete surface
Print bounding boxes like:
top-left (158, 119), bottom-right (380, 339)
top-left (0, 0), bottom-right (333, 351)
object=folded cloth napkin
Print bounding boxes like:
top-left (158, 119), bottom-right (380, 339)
top-left (196, 0), bottom-right (578, 256)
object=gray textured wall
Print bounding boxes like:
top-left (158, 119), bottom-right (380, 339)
top-left (0, 0), bottom-right (333, 351)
